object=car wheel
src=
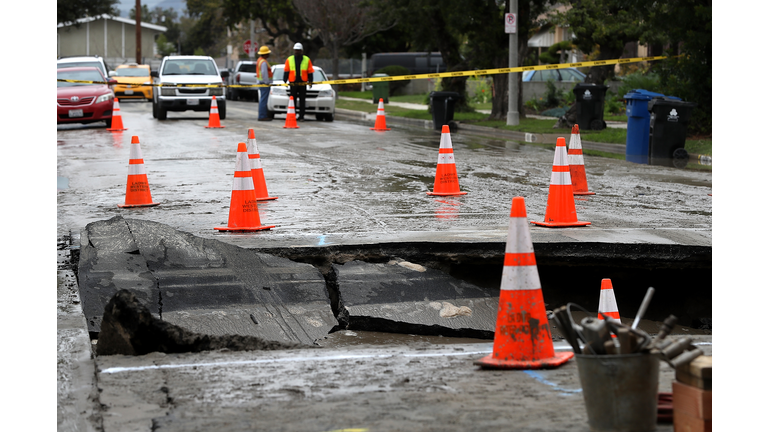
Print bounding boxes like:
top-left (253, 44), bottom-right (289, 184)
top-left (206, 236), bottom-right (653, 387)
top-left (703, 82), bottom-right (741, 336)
top-left (267, 110), bottom-right (275, 119)
top-left (218, 100), bottom-right (226, 120)
top-left (152, 101), bottom-right (158, 118)
top-left (157, 105), bottom-right (167, 120)
top-left (105, 118), bottom-right (112, 128)
top-left (325, 112), bottom-right (334, 122)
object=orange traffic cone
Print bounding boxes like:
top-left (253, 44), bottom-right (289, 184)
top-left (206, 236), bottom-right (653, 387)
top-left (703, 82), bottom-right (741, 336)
top-left (215, 142), bottom-right (275, 232)
top-left (568, 125), bottom-right (595, 195)
top-left (106, 98), bottom-right (128, 131)
top-left (597, 278), bottom-right (621, 322)
top-left (205, 96), bottom-right (224, 128)
top-left (283, 96), bottom-right (299, 129)
top-left (427, 125), bottom-right (467, 196)
top-left (370, 98), bottom-right (390, 131)
top-left (531, 137), bottom-right (591, 227)
top-left (246, 128), bottom-right (277, 201)
top-left (475, 197), bottom-right (574, 369)
top-left (117, 136), bottom-right (159, 208)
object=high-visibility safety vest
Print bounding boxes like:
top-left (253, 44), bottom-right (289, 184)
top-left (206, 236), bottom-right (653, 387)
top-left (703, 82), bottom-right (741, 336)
top-left (284, 55), bottom-right (314, 82)
top-left (256, 57), bottom-right (273, 80)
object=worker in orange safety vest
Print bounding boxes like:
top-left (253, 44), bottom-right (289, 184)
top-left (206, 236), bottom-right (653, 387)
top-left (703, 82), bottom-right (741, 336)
top-left (283, 42), bottom-right (314, 121)
top-left (256, 45), bottom-right (274, 121)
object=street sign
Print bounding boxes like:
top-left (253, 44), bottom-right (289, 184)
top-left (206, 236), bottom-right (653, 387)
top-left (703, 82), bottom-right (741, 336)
top-left (243, 40), bottom-right (255, 56)
top-left (505, 13), bottom-right (517, 34)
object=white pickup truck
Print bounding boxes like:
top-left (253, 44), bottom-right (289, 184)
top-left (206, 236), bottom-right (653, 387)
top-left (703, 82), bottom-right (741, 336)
top-left (229, 60), bottom-right (262, 102)
top-left (150, 55), bottom-right (229, 120)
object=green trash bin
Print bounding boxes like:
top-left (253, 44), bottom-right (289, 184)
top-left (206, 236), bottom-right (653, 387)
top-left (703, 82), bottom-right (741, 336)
top-left (371, 73), bottom-right (389, 104)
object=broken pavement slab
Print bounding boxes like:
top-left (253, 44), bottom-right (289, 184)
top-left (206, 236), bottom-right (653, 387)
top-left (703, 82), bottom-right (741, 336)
top-left (78, 216), bottom-right (338, 346)
top-left (334, 259), bottom-right (499, 339)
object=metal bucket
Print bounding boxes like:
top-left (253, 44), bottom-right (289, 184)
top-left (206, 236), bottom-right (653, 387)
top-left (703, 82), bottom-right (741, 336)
top-left (575, 353), bottom-right (659, 432)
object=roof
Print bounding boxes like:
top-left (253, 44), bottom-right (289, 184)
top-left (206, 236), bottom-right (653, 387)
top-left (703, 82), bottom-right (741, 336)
top-left (57, 14), bottom-right (167, 32)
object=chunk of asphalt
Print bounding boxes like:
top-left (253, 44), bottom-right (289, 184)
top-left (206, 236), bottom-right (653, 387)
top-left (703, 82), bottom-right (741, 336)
top-left (97, 289), bottom-right (302, 356)
top-left (78, 216), bottom-right (337, 345)
top-left (333, 260), bottom-right (499, 339)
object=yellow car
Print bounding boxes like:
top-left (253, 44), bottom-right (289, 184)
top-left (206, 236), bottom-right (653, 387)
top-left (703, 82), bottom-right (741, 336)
top-left (110, 63), bottom-right (153, 100)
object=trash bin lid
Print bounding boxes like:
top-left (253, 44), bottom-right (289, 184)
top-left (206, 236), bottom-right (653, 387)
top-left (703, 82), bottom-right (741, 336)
top-left (648, 96), bottom-right (696, 111)
top-left (623, 89), bottom-right (666, 101)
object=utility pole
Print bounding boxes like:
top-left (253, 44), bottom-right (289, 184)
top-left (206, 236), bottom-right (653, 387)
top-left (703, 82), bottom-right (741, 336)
top-left (506, 0), bottom-right (519, 126)
top-left (249, 20), bottom-right (255, 60)
top-left (135, 0), bottom-right (142, 63)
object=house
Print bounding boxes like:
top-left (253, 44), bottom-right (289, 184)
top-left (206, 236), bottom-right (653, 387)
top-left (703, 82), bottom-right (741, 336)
top-left (57, 14), bottom-right (167, 69)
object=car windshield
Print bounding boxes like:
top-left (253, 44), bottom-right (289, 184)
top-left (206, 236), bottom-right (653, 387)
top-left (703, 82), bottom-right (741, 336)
top-left (115, 68), bottom-right (149, 77)
top-left (272, 66), bottom-right (328, 82)
top-left (57, 70), bottom-right (106, 87)
top-left (163, 60), bottom-right (217, 75)
top-left (58, 61), bottom-right (105, 75)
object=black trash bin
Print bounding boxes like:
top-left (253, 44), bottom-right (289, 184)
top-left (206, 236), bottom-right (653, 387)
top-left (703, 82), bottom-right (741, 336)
top-left (647, 97), bottom-right (697, 168)
top-left (573, 83), bottom-right (609, 130)
top-left (429, 91), bottom-right (460, 131)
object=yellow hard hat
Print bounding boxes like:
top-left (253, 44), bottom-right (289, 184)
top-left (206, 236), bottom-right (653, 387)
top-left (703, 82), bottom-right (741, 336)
top-left (258, 46), bottom-right (271, 55)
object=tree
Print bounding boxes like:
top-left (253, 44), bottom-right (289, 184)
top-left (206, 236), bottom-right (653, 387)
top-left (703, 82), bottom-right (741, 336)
top-left (58, 0), bottom-right (119, 26)
top-left (221, 0), bottom-right (325, 59)
top-left (291, 0), bottom-right (397, 79)
top-left (185, 0), bottom-right (231, 56)
top-left (636, 0), bottom-right (712, 135)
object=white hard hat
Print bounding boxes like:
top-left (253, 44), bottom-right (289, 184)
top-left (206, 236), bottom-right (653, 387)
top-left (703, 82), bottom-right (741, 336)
top-left (293, 43), bottom-right (303, 50)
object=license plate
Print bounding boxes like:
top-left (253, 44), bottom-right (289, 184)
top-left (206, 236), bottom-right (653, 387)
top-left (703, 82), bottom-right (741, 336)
top-left (68, 109), bottom-right (83, 118)
top-left (187, 99), bottom-right (199, 106)
top-left (125, 89), bottom-right (134, 95)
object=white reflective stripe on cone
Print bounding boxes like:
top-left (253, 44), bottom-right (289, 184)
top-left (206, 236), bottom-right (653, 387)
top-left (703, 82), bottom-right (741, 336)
top-left (554, 147), bottom-right (568, 166)
top-left (500, 266), bottom-right (541, 291)
top-left (568, 154), bottom-right (585, 166)
top-left (437, 153), bottom-right (455, 165)
top-left (599, 290), bottom-right (619, 312)
top-left (439, 132), bottom-right (453, 149)
top-left (211, 107), bottom-right (218, 114)
top-left (504, 219), bottom-right (535, 254)
top-left (550, 171), bottom-right (572, 185)
top-left (232, 177), bottom-right (255, 191)
top-left (128, 164), bottom-right (146, 175)
top-left (250, 158), bottom-right (263, 169)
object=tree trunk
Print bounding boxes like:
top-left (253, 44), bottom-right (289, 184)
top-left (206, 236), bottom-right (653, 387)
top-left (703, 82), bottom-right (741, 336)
top-left (489, 74), bottom-right (508, 120)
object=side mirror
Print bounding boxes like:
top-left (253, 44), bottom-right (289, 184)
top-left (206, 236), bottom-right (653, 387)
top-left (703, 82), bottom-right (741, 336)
top-left (150, 70), bottom-right (159, 78)
top-left (220, 71), bottom-right (230, 79)
top-left (108, 79), bottom-right (118, 85)
top-left (108, 71), bottom-right (116, 77)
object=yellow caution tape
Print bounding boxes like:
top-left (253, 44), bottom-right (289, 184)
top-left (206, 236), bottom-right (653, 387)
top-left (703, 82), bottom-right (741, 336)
top-left (57, 55), bottom-right (667, 88)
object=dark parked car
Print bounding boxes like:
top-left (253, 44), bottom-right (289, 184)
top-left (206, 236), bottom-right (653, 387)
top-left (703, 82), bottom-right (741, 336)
top-left (57, 67), bottom-right (117, 128)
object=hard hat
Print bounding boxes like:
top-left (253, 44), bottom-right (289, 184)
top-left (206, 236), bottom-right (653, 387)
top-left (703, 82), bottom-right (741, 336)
top-left (258, 46), bottom-right (271, 55)
top-left (293, 43), bottom-right (303, 50)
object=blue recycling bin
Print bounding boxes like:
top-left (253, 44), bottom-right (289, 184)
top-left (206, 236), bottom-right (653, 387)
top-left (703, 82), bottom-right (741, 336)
top-left (623, 89), bottom-right (679, 164)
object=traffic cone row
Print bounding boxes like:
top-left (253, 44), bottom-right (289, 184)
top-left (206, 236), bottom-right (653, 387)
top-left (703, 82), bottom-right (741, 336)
top-left (247, 128), bottom-right (277, 201)
top-left (214, 141), bottom-right (275, 232)
top-left (370, 98), bottom-right (390, 131)
top-left (475, 196), bottom-right (574, 370)
top-left (205, 96), bottom-right (224, 128)
top-left (427, 125), bottom-right (467, 196)
top-left (118, 136), bottom-right (159, 208)
top-left (107, 98), bottom-right (128, 131)
top-left (283, 96), bottom-right (299, 129)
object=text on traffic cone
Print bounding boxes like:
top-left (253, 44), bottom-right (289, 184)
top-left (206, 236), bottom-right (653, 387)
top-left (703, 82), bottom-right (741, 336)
top-left (214, 142), bottom-right (275, 232)
top-left (118, 136), bottom-right (159, 208)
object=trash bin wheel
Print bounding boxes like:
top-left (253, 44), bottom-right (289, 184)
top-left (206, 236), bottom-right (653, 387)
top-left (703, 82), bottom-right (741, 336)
top-left (672, 148), bottom-right (689, 169)
top-left (590, 119), bottom-right (606, 131)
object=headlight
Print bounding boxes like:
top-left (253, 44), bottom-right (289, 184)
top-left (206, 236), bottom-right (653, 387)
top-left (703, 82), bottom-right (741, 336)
top-left (210, 87), bottom-right (224, 96)
top-left (96, 93), bottom-right (114, 104)
top-left (271, 86), bottom-right (287, 95)
top-left (160, 85), bottom-right (176, 96)
top-left (318, 90), bottom-right (333, 98)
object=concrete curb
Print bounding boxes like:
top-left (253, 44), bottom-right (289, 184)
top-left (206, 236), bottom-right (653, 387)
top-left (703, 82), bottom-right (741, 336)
top-left (335, 108), bottom-right (710, 163)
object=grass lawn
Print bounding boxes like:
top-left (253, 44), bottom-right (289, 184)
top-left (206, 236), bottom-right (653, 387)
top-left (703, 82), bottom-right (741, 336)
top-left (338, 91), bottom-right (428, 105)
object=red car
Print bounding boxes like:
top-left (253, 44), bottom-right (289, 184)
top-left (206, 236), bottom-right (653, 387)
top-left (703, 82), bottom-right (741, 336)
top-left (57, 67), bottom-right (117, 128)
